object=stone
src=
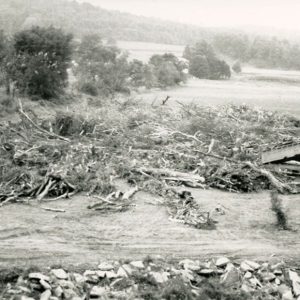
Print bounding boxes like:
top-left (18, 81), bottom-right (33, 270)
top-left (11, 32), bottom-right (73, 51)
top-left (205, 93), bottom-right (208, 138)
top-left (40, 290), bottom-right (51, 300)
top-left (40, 279), bottom-right (51, 290)
top-left (150, 272), bottom-right (169, 284)
top-left (198, 269), bottom-right (214, 276)
top-left (216, 257), bottom-right (230, 268)
top-left (63, 289), bottom-right (78, 300)
top-left (271, 262), bottom-right (285, 271)
top-left (249, 277), bottom-right (262, 288)
top-left (273, 269), bottom-right (283, 276)
top-left (261, 272), bottom-right (276, 282)
top-left (90, 286), bottom-right (107, 298)
top-left (180, 269), bottom-right (194, 282)
top-left (105, 271), bottom-right (118, 279)
top-left (275, 278), bottom-right (281, 285)
top-left (28, 273), bottom-right (50, 282)
top-left (244, 271), bottom-right (252, 279)
top-left (241, 283), bottom-right (254, 293)
top-left (57, 280), bottom-right (75, 290)
top-left (51, 269), bottom-right (68, 280)
top-left (282, 290), bottom-right (294, 300)
top-left (53, 286), bottom-right (63, 298)
top-left (72, 273), bottom-right (85, 283)
top-left (179, 259), bottom-right (200, 271)
top-left (98, 262), bottom-right (114, 271)
top-left (244, 260), bottom-right (260, 270)
top-left (117, 267), bottom-right (128, 278)
top-left (240, 261), bottom-right (254, 272)
top-left (121, 264), bottom-right (133, 275)
top-left (130, 261), bottom-right (144, 269)
top-left (220, 264), bottom-right (240, 287)
top-left (95, 271), bottom-right (106, 278)
top-left (289, 270), bottom-right (300, 296)
top-left (278, 284), bottom-right (292, 296)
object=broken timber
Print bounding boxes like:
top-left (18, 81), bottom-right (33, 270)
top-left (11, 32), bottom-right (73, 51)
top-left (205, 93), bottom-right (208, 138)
top-left (262, 143), bottom-right (300, 164)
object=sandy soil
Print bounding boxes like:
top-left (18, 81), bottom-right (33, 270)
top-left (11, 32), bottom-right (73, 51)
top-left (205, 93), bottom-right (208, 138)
top-left (1, 183), bottom-right (299, 269)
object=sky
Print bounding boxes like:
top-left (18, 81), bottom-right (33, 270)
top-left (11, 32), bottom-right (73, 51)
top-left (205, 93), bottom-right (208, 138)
top-left (76, 0), bottom-right (300, 31)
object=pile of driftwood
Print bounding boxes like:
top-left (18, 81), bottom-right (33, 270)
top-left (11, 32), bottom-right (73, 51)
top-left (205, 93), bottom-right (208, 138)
top-left (0, 101), bottom-right (299, 220)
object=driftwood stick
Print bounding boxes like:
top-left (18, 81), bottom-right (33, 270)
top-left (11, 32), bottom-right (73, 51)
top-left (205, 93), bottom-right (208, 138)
top-left (245, 162), bottom-right (293, 193)
top-left (193, 149), bottom-right (240, 164)
top-left (122, 186), bottom-right (139, 200)
top-left (41, 207), bottom-right (66, 213)
top-left (18, 99), bottom-right (70, 142)
top-left (37, 179), bottom-right (55, 201)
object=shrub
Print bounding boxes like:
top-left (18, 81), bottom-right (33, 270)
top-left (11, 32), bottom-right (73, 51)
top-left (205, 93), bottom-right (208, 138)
top-left (270, 190), bottom-right (289, 230)
top-left (9, 26), bottom-right (73, 99)
top-left (80, 81), bottom-right (99, 96)
top-left (232, 61), bottom-right (242, 73)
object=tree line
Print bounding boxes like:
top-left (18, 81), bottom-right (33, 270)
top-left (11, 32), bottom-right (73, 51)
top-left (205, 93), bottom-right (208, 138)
top-left (2, 0), bottom-right (300, 71)
top-left (0, 27), bottom-right (188, 100)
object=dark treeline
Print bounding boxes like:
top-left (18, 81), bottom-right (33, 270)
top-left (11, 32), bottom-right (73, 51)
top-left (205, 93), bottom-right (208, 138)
top-left (212, 34), bottom-right (300, 70)
top-left (1, 0), bottom-right (300, 70)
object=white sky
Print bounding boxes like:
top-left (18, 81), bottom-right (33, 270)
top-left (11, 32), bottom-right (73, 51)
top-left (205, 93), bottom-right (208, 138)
top-left (76, 0), bottom-right (300, 31)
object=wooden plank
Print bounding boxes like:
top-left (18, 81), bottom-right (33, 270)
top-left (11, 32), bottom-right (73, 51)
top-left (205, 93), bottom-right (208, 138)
top-left (262, 144), bottom-right (300, 164)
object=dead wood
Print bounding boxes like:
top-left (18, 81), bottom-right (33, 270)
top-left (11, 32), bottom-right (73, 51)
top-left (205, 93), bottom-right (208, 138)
top-left (245, 162), bottom-right (294, 193)
top-left (18, 99), bottom-right (70, 142)
top-left (135, 167), bottom-right (205, 184)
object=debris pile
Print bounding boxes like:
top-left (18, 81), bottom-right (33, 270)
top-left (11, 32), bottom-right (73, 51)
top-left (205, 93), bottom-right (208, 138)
top-left (1, 257), bottom-right (300, 299)
top-left (0, 101), bottom-right (299, 222)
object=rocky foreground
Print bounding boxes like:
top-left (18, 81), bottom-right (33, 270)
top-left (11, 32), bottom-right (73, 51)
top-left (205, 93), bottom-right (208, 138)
top-left (1, 257), bottom-right (300, 300)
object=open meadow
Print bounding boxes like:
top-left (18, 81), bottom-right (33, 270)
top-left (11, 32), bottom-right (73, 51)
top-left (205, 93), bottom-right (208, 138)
top-left (119, 41), bottom-right (300, 117)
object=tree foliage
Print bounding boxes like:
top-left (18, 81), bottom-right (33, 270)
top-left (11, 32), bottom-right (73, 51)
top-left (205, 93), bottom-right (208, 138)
top-left (232, 61), bottom-right (242, 73)
top-left (9, 26), bottom-right (73, 99)
top-left (75, 34), bottom-right (130, 96)
top-left (76, 37), bottom-right (186, 96)
top-left (185, 41), bottom-right (231, 80)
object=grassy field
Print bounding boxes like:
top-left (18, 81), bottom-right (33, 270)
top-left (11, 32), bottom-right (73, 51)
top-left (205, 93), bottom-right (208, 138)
top-left (118, 40), bottom-right (300, 118)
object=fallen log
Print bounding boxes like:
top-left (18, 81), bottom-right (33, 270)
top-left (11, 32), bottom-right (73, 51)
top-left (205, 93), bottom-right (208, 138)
top-left (245, 162), bottom-right (294, 193)
top-left (134, 167), bottom-right (205, 186)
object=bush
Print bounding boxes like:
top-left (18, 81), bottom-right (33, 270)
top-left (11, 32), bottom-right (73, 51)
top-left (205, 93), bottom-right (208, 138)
top-left (9, 26), bottom-right (73, 99)
top-left (184, 41), bottom-right (231, 80)
top-left (80, 81), bottom-right (99, 96)
top-left (232, 61), bottom-right (242, 73)
top-left (270, 190), bottom-right (289, 230)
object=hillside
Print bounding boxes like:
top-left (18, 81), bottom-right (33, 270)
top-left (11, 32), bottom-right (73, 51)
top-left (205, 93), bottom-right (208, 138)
top-left (0, 0), bottom-right (215, 45)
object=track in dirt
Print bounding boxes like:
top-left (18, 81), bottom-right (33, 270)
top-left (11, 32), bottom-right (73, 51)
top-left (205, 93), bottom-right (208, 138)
top-left (1, 183), bottom-right (299, 269)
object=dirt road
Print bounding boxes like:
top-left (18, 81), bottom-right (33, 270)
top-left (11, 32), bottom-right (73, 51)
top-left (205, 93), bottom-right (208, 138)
top-left (0, 186), bottom-right (299, 269)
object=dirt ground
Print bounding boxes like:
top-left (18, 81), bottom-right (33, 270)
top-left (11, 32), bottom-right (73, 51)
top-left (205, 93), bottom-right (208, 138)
top-left (1, 182), bottom-right (299, 269)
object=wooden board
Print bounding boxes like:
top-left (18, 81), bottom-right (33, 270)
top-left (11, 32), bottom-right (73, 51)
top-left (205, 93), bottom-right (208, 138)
top-left (262, 144), bottom-right (300, 164)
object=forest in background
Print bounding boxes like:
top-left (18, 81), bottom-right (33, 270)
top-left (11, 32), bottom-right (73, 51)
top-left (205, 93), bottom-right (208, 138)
top-left (1, 0), bottom-right (300, 70)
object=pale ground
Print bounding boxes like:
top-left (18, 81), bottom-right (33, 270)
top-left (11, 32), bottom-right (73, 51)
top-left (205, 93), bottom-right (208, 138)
top-left (1, 41), bottom-right (300, 268)
top-left (135, 77), bottom-right (300, 118)
top-left (0, 181), bottom-right (299, 268)
top-left (117, 40), bottom-right (300, 117)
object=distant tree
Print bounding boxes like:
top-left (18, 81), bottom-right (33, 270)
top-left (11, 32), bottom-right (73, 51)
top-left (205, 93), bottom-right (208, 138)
top-left (9, 26), bottom-right (73, 99)
top-left (149, 53), bottom-right (186, 87)
top-left (129, 59), bottom-right (148, 87)
top-left (232, 61), bottom-right (242, 73)
top-left (76, 34), bottom-right (130, 96)
top-left (185, 41), bottom-right (231, 80)
top-left (188, 55), bottom-right (210, 79)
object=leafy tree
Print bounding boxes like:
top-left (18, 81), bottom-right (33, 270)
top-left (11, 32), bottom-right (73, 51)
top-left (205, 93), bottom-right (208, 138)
top-left (185, 41), bottom-right (231, 80)
top-left (149, 53), bottom-right (186, 87)
top-left (10, 26), bottom-right (73, 99)
top-left (232, 61), bottom-right (242, 73)
top-left (189, 55), bottom-right (210, 79)
top-left (76, 34), bottom-right (130, 96)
